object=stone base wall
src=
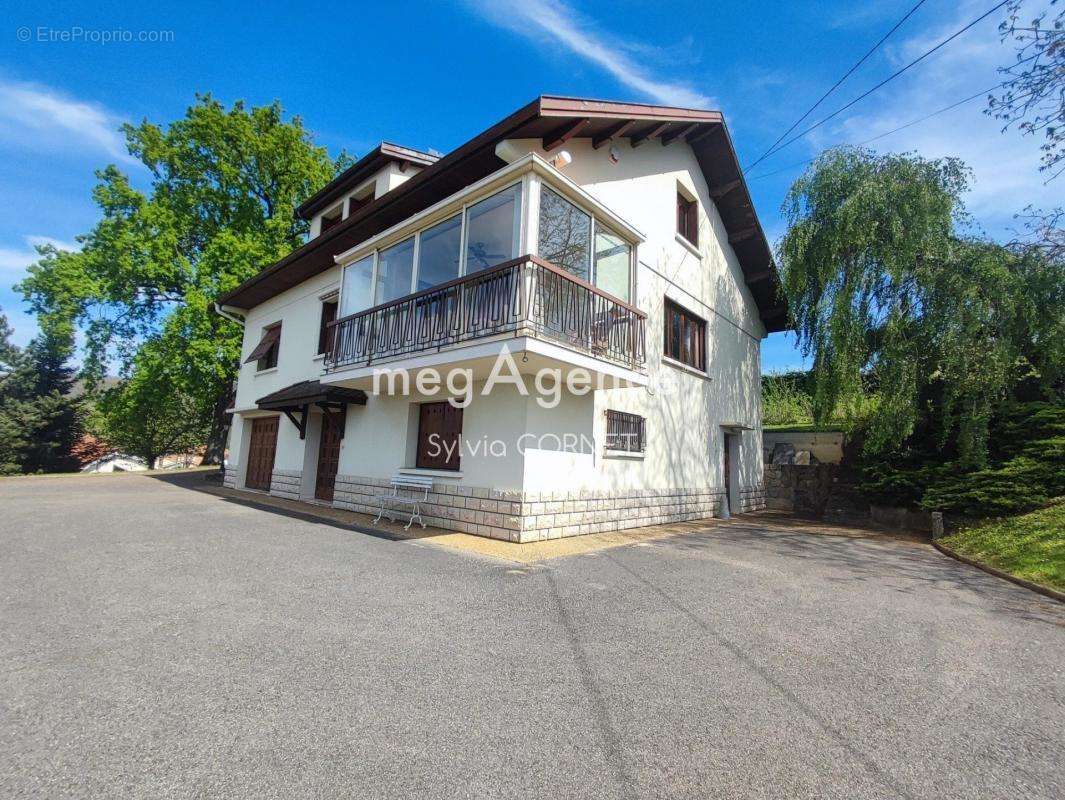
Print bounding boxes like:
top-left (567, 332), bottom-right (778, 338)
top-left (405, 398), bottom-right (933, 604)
top-left (333, 475), bottom-right (524, 541)
top-left (269, 469), bottom-right (302, 501)
top-left (738, 485), bottom-right (767, 513)
top-left (333, 473), bottom-right (728, 543)
top-left (519, 488), bottom-right (725, 542)
top-left (223, 466), bottom-right (238, 489)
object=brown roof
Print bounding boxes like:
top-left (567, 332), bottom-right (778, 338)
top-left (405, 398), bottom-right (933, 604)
top-left (219, 96), bottom-right (787, 332)
top-left (256, 380), bottom-right (367, 410)
top-left (297, 142), bottom-right (439, 220)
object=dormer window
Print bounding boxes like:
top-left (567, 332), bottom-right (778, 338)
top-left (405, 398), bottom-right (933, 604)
top-left (320, 205), bottom-right (342, 234)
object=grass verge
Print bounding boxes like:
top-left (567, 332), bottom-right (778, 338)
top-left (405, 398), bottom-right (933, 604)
top-left (940, 500), bottom-right (1065, 592)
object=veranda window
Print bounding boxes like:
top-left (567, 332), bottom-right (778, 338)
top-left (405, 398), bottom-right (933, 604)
top-left (538, 187), bottom-right (591, 281)
top-left (536, 186), bottom-right (632, 301)
top-left (375, 237), bottom-right (416, 304)
top-left (465, 185), bottom-right (522, 273)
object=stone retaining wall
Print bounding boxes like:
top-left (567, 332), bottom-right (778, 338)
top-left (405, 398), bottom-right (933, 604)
top-left (738, 485), bottom-right (767, 513)
top-left (223, 466), bottom-right (238, 489)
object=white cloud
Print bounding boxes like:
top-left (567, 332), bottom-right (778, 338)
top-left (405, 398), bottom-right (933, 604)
top-left (0, 78), bottom-right (134, 163)
top-left (794, 0), bottom-right (1059, 234)
top-left (463, 0), bottom-right (713, 107)
top-left (0, 235), bottom-right (80, 276)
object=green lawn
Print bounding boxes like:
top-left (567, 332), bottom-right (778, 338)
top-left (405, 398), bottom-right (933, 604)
top-left (941, 500), bottom-right (1065, 592)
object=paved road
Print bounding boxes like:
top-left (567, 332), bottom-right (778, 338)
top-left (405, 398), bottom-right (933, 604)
top-left (1, 473), bottom-right (1062, 799)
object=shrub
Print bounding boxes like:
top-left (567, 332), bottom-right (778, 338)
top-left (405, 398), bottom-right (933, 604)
top-left (762, 372), bottom-right (813, 427)
top-left (857, 401), bottom-right (1065, 516)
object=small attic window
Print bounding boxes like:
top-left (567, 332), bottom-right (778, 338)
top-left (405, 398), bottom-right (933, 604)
top-left (345, 184), bottom-right (376, 218)
top-left (676, 186), bottom-right (698, 248)
top-left (320, 205), bottom-right (342, 234)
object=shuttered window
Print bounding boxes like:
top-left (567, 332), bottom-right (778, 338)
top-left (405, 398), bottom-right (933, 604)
top-left (416, 402), bottom-right (463, 471)
top-left (245, 323), bottom-right (281, 371)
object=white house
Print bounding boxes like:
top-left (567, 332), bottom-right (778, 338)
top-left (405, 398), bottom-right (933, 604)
top-left (216, 97), bottom-right (786, 542)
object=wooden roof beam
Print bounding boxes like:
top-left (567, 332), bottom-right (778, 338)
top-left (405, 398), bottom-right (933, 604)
top-left (686, 123), bottom-right (722, 147)
top-left (660, 123), bottom-right (698, 146)
top-left (591, 120), bottom-right (636, 149)
top-left (630, 122), bottom-right (671, 148)
top-left (728, 226), bottom-right (758, 244)
top-left (710, 179), bottom-right (742, 200)
top-left (745, 269), bottom-right (774, 284)
top-left (543, 118), bottom-right (591, 152)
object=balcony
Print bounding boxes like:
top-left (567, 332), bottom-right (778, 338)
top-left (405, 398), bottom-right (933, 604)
top-left (324, 255), bottom-right (646, 387)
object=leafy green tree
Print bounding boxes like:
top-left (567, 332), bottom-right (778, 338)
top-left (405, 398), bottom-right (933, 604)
top-left (93, 338), bottom-right (209, 470)
top-left (778, 147), bottom-right (1063, 467)
top-left (0, 310), bottom-right (84, 474)
top-left (18, 96), bottom-right (345, 462)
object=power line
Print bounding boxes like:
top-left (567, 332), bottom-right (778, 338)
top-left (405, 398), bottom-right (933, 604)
top-left (746, 0), bottom-right (929, 173)
top-left (747, 0), bottom-right (1011, 171)
top-left (747, 80), bottom-right (1026, 182)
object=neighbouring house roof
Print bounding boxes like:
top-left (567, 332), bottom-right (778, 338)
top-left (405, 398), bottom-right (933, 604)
top-left (81, 452), bottom-right (147, 471)
top-left (255, 380), bottom-right (368, 411)
top-left (296, 142), bottom-right (439, 221)
top-left (218, 96), bottom-right (787, 332)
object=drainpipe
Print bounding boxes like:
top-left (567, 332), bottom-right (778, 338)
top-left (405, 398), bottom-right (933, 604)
top-left (213, 302), bottom-right (246, 482)
top-left (214, 302), bottom-right (246, 326)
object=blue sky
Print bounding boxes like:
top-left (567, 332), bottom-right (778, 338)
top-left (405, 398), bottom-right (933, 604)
top-left (0, 0), bottom-right (1056, 371)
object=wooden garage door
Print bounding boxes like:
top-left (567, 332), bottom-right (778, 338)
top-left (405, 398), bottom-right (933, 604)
top-left (246, 416), bottom-right (278, 490)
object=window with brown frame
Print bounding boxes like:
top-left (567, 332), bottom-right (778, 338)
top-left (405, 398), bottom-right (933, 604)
top-left (677, 190), bottom-right (698, 247)
top-left (415, 402), bottom-right (463, 471)
top-left (244, 322), bottom-right (281, 371)
top-left (663, 299), bottom-right (706, 372)
top-left (317, 298), bottom-right (338, 355)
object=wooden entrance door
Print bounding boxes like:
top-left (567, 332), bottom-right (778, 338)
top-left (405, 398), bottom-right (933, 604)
top-left (246, 417), bottom-right (278, 490)
top-left (315, 411), bottom-right (343, 501)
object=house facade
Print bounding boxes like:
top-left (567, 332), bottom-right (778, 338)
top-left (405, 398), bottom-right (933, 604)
top-left (216, 97), bottom-right (786, 542)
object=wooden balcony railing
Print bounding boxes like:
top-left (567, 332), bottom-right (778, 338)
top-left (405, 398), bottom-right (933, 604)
top-left (326, 255), bottom-right (646, 371)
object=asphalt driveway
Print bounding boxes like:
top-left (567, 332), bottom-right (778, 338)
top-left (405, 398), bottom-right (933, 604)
top-left (1, 473), bottom-right (1062, 799)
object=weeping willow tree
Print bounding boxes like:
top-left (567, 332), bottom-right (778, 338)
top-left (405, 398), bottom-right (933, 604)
top-left (778, 147), bottom-right (1063, 467)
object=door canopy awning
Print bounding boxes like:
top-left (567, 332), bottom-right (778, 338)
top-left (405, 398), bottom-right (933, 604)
top-left (255, 380), bottom-right (367, 440)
